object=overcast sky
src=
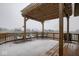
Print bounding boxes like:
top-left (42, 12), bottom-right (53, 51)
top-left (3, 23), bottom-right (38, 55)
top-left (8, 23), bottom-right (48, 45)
top-left (0, 3), bottom-right (79, 31)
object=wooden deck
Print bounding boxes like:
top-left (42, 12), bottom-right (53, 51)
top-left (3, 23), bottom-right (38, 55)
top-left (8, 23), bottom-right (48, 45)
top-left (63, 42), bottom-right (79, 56)
top-left (47, 42), bottom-right (79, 56)
top-left (0, 39), bottom-right (58, 56)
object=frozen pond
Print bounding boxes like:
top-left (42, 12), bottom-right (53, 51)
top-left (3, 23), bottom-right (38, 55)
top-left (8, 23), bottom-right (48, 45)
top-left (0, 39), bottom-right (58, 56)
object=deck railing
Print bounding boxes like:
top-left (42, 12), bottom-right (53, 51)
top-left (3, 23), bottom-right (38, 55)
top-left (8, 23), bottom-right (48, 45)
top-left (0, 32), bottom-right (79, 44)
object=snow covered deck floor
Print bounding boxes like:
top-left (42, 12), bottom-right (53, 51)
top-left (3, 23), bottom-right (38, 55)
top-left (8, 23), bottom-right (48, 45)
top-left (0, 39), bottom-right (58, 56)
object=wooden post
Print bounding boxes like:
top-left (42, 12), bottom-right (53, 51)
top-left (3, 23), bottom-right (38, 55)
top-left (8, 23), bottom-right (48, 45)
top-left (5, 34), bottom-right (6, 41)
top-left (78, 34), bottom-right (79, 43)
top-left (67, 16), bottom-right (70, 42)
top-left (23, 17), bottom-right (28, 40)
top-left (53, 33), bottom-right (55, 39)
top-left (41, 21), bottom-right (44, 38)
top-left (59, 3), bottom-right (64, 56)
top-left (36, 32), bottom-right (38, 38)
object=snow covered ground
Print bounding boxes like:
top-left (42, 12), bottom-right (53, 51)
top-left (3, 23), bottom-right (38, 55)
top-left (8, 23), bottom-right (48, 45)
top-left (0, 39), bottom-right (58, 56)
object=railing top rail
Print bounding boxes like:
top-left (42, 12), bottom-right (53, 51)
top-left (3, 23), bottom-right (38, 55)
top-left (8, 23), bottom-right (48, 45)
top-left (0, 32), bottom-right (79, 35)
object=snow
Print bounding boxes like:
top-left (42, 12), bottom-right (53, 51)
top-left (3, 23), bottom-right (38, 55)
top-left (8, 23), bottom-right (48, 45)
top-left (0, 39), bottom-right (58, 56)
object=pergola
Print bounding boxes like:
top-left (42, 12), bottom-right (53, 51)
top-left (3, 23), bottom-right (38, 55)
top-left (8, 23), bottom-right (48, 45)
top-left (21, 3), bottom-right (72, 56)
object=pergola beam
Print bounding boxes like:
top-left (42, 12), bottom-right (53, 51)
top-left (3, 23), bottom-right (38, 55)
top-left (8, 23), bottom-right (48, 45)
top-left (59, 3), bottom-right (64, 56)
